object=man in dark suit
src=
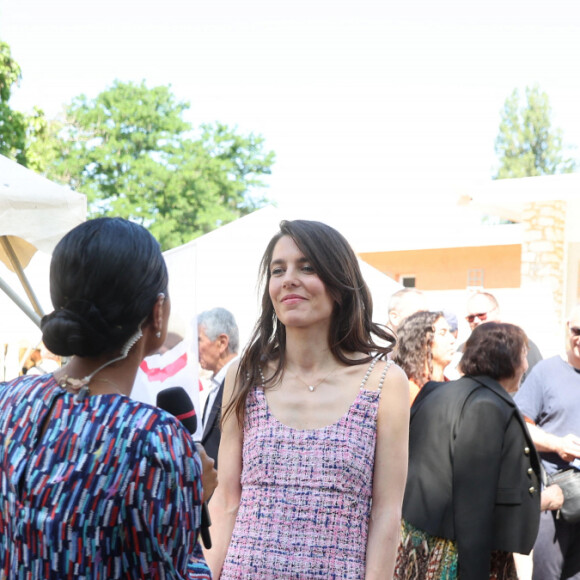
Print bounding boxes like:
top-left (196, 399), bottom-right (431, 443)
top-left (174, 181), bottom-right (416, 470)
top-left (198, 307), bottom-right (239, 469)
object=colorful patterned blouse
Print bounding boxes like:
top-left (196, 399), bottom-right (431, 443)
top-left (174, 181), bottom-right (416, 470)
top-left (0, 373), bottom-right (210, 579)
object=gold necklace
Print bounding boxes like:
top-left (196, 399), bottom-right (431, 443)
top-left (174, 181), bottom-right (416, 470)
top-left (288, 365), bottom-right (340, 392)
top-left (91, 377), bottom-right (125, 395)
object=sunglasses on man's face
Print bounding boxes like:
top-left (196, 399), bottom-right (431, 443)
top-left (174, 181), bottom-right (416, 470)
top-left (569, 326), bottom-right (580, 337)
top-left (466, 311), bottom-right (490, 324)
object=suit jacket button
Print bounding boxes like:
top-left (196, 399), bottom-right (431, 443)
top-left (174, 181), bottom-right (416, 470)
top-left (529, 486), bottom-right (536, 494)
top-left (527, 467), bottom-right (534, 475)
top-left (524, 447), bottom-right (530, 455)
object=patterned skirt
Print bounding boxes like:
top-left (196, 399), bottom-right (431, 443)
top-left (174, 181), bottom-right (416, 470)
top-left (393, 520), bottom-right (518, 580)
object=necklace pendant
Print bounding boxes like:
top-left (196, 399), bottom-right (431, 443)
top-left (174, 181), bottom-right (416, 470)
top-left (308, 385), bottom-right (315, 392)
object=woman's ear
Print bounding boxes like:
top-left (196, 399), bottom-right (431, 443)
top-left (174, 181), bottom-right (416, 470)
top-left (141, 293), bottom-right (169, 358)
top-left (152, 293), bottom-right (166, 338)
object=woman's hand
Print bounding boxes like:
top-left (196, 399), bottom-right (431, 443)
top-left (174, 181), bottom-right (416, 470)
top-left (196, 443), bottom-right (218, 502)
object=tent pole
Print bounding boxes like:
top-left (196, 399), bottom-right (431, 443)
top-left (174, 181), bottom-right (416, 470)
top-left (0, 236), bottom-right (45, 316)
top-left (0, 276), bottom-right (42, 327)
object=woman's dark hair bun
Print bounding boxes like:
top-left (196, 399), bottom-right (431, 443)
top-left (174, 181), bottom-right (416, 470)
top-left (42, 217), bottom-right (168, 358)
top-left (41, 310), bottom-right (103, 357)
top-left (41, 300), bottom-right (126, 357)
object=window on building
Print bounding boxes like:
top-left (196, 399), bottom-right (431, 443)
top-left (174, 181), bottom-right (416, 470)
top-left (467, 268), bottom-right (484, 288)
top-left (400, 275), bottom-right (416, 288)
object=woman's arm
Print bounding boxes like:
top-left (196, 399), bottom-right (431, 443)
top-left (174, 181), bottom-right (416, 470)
top-left (365, 363), bottom-right (410, 579)
top-left (203, 362), bottom-right (244, 578)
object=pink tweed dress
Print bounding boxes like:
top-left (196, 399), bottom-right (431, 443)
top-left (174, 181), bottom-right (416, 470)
top-left (220, 358), bottom-right (391, 579)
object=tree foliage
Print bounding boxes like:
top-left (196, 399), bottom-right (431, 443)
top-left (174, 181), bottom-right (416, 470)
top-left (494, 85), bottom-right (576, 179)
top-left (21, 108), bottom-right (63, 173)
top-left (0, 40), bottom-right (27, 164)
top-left (0, 40), bottom-right (51, 169)
top-left (44, 80), bottom-right (275, 249)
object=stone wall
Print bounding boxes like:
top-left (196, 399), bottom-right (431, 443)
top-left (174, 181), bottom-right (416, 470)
top-left (520, 200), bottom-right (566, 326)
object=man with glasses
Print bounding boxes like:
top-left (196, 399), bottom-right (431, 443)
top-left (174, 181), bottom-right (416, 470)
top-left (465, 291), bottom-right (500, 328)
top-left (514, 305), bottom-right (580, 579)
top-left (465, 291), bottom-right (542, 379)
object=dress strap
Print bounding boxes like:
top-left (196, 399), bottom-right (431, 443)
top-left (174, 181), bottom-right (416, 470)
top-left (257, 366), bottom-right (266, 388)
top-left (359, 356), bottom-right (393, 392)
top-left (359, 356), bottom-right (379, 389)
top-left (377, 359), bottom-right (394, 392)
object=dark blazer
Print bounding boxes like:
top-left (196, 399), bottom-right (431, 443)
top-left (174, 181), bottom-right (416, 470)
top-left (403, 375), bottom-right (542, 580)
top-left (200, 380), bottom-right (224, 469)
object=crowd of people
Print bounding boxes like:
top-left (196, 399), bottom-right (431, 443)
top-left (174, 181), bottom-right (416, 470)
top-left (0, 216), bottom-right (579, 579)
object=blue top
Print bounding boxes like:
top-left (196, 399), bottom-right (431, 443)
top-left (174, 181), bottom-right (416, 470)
top-left (0, 373), bottom-right (211, 579)
top-left (515, 355), bottom-right (580, 474)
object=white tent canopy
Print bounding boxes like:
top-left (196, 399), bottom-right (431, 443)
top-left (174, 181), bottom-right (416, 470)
top-left (0, 154), bottom-right (86, 327)
top-left (163, 206), bottom-right (401, 348)
top-left (0, 155), bottom-right (86, 382)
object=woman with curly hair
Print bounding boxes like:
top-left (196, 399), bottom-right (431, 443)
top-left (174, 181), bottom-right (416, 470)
top-left (393, 310), bottom-right (456, 404)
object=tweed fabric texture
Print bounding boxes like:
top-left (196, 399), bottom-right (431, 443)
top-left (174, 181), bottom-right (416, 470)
top-left (221, 359), bottom-right (390, 579)
top-left (0, 373), bottom-right (209, 579)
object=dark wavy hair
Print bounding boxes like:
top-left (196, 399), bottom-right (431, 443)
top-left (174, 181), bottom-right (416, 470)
top-left (224, 219), bottom-right (396, 425)
top-left (41, 217), bottom-right (168, 357)
top-left (459, 322), bottom-right (528, 380)
top-left (393, 311), bottom-right (443, 387)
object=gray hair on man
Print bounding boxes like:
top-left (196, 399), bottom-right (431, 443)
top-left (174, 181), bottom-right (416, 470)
top-left (197, 307), bottom-right (239, 354)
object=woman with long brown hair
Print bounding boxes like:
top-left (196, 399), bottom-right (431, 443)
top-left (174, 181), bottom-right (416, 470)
top-left (206, 219), bottom-right (409, 579)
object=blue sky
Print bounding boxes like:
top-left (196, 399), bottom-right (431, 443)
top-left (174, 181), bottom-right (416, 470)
top-left (1, 0), bottom-right (579, 218)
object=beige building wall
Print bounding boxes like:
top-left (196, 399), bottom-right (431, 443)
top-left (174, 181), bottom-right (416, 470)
top-left (567, 243), bottom-right (580, 316)
top-left (359, 245), bottom-right (521, 290)
top-left (521, 200), bottom-right (566, 326)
